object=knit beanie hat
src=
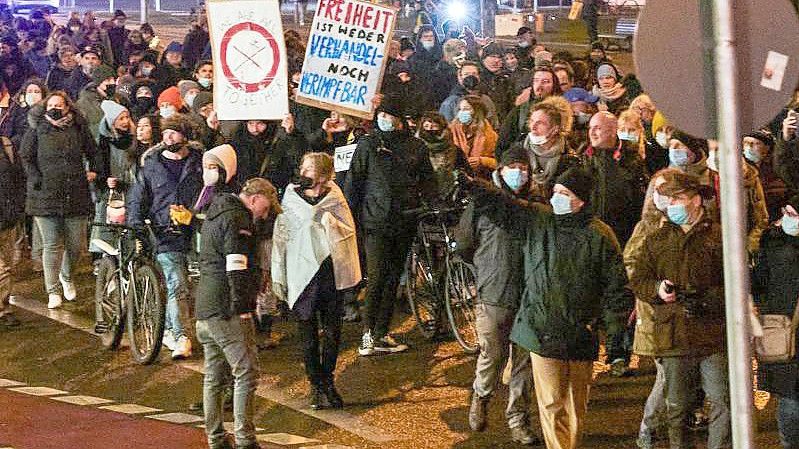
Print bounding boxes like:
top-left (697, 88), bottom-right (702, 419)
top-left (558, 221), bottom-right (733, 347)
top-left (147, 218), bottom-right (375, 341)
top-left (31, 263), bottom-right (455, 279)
top-left (555, 167), bottom-right (594, 203)
top-left (377, 94), bottom-right (404, 119)
top-left (651, 110), bottom-right (669, 134)
top-left (596, 63), bottom-right (619, 80)
top-left (399, 37), bottom-right (414, 52)
top-left (157, 86), bottom-right (183, 110)
top-left (92, 64), bottom-right (116, 84)
top-left (178, 79), bottom-right (200, 99)
top-left (192, 91), bottom-right (213, 113)
top-left (671, 130), bottom-right (708, 158)
top-left (203, 144), bottom-right (237, 182)
top-left (101, 100), bottom-right (127, 127)
top-left (744, 130), bottom-right (775, 150)
top-left (481, 42), bottom-right (503, 59)
top-left (165, 41), bottom-right (183, 54)
top-left (500, 143), bottom-right (530, 167)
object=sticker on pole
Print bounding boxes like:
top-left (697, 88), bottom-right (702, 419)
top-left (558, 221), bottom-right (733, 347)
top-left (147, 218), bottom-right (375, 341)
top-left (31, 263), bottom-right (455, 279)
top-left (207, 0), bottom-right (289, 120)
top-left (761, 51), bottom-right (789, 92)
top-left (334, 143), bottom-right (357, 172)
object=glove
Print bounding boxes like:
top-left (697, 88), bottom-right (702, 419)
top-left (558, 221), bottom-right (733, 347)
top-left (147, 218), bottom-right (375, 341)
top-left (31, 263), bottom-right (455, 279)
top-left (169, 205), bottom-right (193, 226)
top-left (658, 280), bottom-right (676, 303)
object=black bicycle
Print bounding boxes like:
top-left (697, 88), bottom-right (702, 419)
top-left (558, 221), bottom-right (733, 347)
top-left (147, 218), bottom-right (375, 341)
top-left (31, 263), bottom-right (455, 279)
top-left (92, 223), bottom-right (166, 365)
top-left (404, 202), bottom-right (479, 354)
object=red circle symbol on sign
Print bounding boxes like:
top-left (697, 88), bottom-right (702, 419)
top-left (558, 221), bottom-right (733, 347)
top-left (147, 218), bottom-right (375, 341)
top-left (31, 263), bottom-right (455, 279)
top-left (219, 22), bottom-right (280, 93)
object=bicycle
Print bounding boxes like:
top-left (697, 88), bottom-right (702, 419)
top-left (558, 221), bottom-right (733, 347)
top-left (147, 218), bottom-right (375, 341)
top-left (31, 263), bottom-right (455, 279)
top-left (404, 201), bottom-right (479, 354)
top-left (91, 223), bottom-right (166, 365)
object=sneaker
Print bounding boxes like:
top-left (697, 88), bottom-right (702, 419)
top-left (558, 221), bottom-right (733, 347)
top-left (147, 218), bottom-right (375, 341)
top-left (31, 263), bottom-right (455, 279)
top-left (162, 329), bottom-right (177, 351)
top-left (59, 274), bottom-right (77, 301)
top-left (374, 334), bottom-right (408, 353)
top-left (510, 426), bottom-right (542, 446)
top-left (47, 294), bottom-right (63, 309)
top-left (171, 335), bottom-right (192, 359)
top-left (358, 330), bottom-right (376, 356)
top-left (468, 391), bottom-right (489, 431)
top-left (610, 358), bottom-right (632, 377)
top-left (0, 313), bottom-right (20, 327)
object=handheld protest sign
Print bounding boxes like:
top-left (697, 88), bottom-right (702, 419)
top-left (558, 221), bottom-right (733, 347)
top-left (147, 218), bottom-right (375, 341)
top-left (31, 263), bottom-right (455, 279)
top-left (296, 0), bottom-right (398, 120)
top-left (207, 0), bottom-right (289, 120)
top-left (634, 0), bottom-right (799, 138)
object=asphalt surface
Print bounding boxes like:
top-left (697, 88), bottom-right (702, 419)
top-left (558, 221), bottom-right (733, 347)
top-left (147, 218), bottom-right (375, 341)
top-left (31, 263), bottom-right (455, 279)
top-left (0, 255), bottom-right (785, 449)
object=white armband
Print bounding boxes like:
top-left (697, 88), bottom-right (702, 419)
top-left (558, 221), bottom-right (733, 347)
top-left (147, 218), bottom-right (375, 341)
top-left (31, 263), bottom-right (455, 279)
top-left (226, 254), bottom-right (248, 272)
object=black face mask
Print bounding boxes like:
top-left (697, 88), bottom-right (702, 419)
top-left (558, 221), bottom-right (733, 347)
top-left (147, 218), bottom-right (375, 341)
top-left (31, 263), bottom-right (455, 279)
top-left (164, 143), bottom-right (184, 154)
top-left (292, 175), bottom-right (314, 189)
top-left (113, 130), bottom-right (133, 148)
top-left (46, 108), bottom-right (63, 120)
top-left (462, 75), bottom-right (480, 90)
top-left (136, 96), bottom-right (154, 110)
top-left (104, 83), bottom-right (116, 98)
top-left (419, 130), bottom-right (443, 142)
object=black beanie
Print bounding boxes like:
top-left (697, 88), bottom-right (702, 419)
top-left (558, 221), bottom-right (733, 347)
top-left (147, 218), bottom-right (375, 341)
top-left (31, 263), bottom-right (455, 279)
top-left (555, 167), bottom-right (594, 203)
top-left (671, 130), bottom-right (708, 158)
top-left (378, 94), bottom-right (404, 119)
top-left (744, 130), bottom-right (775, 150)
top-left (500, 143), bottom-right (529, 167)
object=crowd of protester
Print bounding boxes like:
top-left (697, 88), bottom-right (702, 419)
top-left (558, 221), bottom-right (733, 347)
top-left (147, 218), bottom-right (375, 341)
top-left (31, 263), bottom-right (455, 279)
top-left (0, 4), bottom-right (798, 449)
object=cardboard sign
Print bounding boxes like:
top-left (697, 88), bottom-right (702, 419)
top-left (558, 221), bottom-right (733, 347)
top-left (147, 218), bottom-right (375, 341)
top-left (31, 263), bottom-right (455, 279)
top-left (334, 143), bottom-right (357, 172)
top-left (207, 0), bottom-right (289, 120)
top-left (295, 0), bottom-right (397, 119)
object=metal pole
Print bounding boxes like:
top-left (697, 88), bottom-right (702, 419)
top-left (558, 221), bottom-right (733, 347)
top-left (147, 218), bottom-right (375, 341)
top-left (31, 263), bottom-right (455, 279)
top-left (533, 0), bottom-right (538, 13)
top-left (140, 0), bottom-right (148, 24)
top-left (711, 0), bottom-right (755, 448)
top-left (109, 0), bottom-right (114, 14)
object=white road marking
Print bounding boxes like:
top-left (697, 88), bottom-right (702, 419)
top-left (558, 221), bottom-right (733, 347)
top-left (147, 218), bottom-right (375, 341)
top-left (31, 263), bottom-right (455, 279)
top-left (146, 412), bottom-right (204, 424)
top-left (0, 378), bottom-right (25, 387)
top-left (52, 395), bottom-right (114, 406)
top-left (99, 403), bottom-right (162, 414)
top-left (8, 386), bottom-right (67, 396)
top-left (257, 433), bottom-right (321, 445)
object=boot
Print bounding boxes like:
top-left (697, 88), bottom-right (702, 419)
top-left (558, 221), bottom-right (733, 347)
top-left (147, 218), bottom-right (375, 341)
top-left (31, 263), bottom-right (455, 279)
top-left (309, 382), bottom-right (330, 410)
top-left (468, 391), bottom-right (490, 432)
top-left (322, 378), bottom-right (344, 409)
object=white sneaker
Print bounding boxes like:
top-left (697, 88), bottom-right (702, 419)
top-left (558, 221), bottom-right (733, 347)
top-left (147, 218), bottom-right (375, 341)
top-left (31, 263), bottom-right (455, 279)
top-left (162, 329), bottom-right (177, 351)
top-left (171, 335), bottom-right (192, 360)
top-left (358, 330), bottom-right (376, 356)
top-left (47, 294), bottom-right (63, 309)
top-left (59, 274), bottom-right (76, 301)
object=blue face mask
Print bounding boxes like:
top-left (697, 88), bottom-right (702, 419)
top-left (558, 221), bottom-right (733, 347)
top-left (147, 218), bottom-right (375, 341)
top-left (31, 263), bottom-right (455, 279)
top-left (550, 192), bottom-right (573, 215)
top-left (617, 131), bottom-right (639, 144)
top-left (377, 116), bottom-right (395, 132)
top-left (669, 148), bottom-right (690, 167)
top-left (198, 77), bottom-right (211, 88)
top-left (666, 203), bottom-right (690, 225)
top-left (502, 168), bottom-right (528, 191)
top-left (783, 214), bottom-right (799, 236)
top-left (457, 110), bottom-right (472, 124)
top-left (743, 145), bottom-right (761, 164)
top-left (655, 131), bottom-right (668, 148)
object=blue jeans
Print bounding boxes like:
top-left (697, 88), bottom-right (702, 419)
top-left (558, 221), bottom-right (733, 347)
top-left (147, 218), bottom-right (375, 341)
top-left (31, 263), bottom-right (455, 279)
top-left (196, 316), bottom-right (259, 448)
top-left (779, 395), bottom-right (799, 449)
top-left (155, 252), bottom-right (189, 337)
top-left (34, 216), bottom-right (86, 296)
top-left (638, 358), bottom-right (666, 448)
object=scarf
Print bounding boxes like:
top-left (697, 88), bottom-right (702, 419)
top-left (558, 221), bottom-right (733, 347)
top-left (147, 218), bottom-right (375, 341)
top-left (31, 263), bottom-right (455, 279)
top-left (44, 112), bottom-right (74, 129)
top-left (599, 82), bottom-right (626, 101)
top-left (525, 134), bottom-right (564, 185)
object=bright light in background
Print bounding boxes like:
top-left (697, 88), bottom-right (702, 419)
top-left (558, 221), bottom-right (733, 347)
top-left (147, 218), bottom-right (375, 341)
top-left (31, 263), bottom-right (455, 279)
top-left (446, 0), bottom-right (467, 21)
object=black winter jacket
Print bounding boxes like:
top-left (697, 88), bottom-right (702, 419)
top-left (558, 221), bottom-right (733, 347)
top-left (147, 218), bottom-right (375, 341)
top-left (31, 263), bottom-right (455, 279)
top-left (20, 107), bottom-right (98, 217)
top-left (195, 193), bottom-right (258, 320)
top-left (342, 130), bottom-right (435, 231)
top-left (0, 135), bottom-right (25, 229)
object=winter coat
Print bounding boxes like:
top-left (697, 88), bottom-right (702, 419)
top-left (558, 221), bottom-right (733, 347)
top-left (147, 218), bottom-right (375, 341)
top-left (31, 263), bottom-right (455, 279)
top-left (750, 159), bottom-right (789, 221)
top-left (151, 64), bottom-right (192, 97)
top-left (229, 123), bottom-right (290, 188)
top-left (629, 213), bottom-right (726, 357)
top-left (432, 60), bottom-right (458, 105)
top-left (582, 141), bottom-right (649, 245)
top-left (182, 26), bottom-right (209, 72)
top-left (195, 193), bottom-right (258, 320)
top-left (0, 50), bottom-right (35, 95)
top-left (455, 171), bottom-right (529, 309)
top-left (19, 107), bottom-right (98, 217)
top-left (64, 69), bottom-right (91, 100)
top-left (0, 100), bottom-right (31, 151)
top-left (524, 139), bottom-right (582, 205)
top-left (342, 130), bottom-right (435, 231)
top-left (449, 120), bottom-right (498, 179)
top-left (126, 142), bottom-right (203, 253)
top-left (107, 26), bottom-right (129, 68)
top-left (753, 226), bottom-right (799, 399)
top-left (409, 30), bottom-right (444, 95)
top-left (479, 68), bottom-right (512, 120)
top-left (774, 137), bottom-right (799, 195)
top-left (0, 135), bottom-right (25, 229)
top-left (75, 85), bottom-right (106, 141)
top-left (271, 182), bottom-right (361, 308)
top-left (438, 86), bottom-right (499, 129)
top-left (45, 65), bottom-right (75, 93)
top-left (497, 96), bottom-right (546, 157)
top-left (96, 119), bottom-right (138, 194)
top-left (470, 182), bottom-right (633, 360)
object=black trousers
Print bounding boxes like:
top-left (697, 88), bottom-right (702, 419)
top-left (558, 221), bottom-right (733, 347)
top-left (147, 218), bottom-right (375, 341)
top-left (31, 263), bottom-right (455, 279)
top-left (363, 229), bottom-right (414, 339)
top-left (295, 260), bottom-right (343, 385)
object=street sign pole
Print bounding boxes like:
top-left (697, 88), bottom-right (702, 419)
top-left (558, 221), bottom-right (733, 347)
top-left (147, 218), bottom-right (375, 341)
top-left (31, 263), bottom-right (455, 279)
top-left (710, 0), bottom-right (755, 447)
top-left (109, 0), bottom-right (114, 13)
top-left (140, 0), bottom-right (148, 23)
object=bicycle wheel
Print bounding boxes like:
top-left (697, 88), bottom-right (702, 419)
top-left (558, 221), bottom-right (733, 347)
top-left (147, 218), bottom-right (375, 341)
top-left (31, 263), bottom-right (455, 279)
top-left (95, 257), bottom-right (124, 350)
top-left (405, 246), bottom-right (440, 339)
top-left (127, 260), bottom-right (166, 364)
top-left (444, 259), bottom-right (479, 354)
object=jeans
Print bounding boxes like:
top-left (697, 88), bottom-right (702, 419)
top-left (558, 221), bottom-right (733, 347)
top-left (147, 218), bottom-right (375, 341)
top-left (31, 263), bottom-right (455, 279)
top-left (638, 357), bottom-right (666, 448)
top-left (778, 395), bottom-right (799, 449)
top-left (0, 225), bottom-right (17, 317)
top-left (473, 303), bottom-right (531, 429)
top-left (196, 316), bottom-right (259, 448)
top-left (156, 252), bottom-right (190, 337)
top-left (363, 229), bottom-right (413, 339)
top-left (661, 352), bottom-right (731, 449)
top-left (34, 216), bottom-right (86, 296)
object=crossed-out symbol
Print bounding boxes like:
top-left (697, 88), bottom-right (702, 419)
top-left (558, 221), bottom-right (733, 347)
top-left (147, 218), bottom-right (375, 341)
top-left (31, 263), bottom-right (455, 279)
top-left (220, 22), bottom-right (280, 93)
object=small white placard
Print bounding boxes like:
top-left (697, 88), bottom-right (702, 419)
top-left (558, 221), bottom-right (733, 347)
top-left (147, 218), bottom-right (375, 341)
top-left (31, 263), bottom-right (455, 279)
top-left (761, 51), bottom-right (789, 92)
top-left (334, 144), bottom-right (358, 173)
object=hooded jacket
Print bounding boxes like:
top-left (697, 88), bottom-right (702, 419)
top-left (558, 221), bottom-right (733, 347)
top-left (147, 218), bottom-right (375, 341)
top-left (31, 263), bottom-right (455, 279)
top-left (195, 192), bottom-right (258, 320)
top-left (19, 104), bottom-right (98, 217)
top-left (75, 84), bottom-right (107, 140)
top-left (96, 118), bottom-right (137, 193)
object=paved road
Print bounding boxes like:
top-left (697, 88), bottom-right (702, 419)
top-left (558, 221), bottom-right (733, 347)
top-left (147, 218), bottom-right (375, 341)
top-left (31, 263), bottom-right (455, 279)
top-left (0, 257), bottom-right (784, 449)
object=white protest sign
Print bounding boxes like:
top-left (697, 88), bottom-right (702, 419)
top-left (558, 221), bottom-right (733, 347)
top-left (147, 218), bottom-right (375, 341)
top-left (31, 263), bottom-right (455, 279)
top-left (334, 143), bottom-right (357, 172)
top-left (295, 0), bottom-right (397, 119)
top-left (207, 0), bottom-right (289, 120)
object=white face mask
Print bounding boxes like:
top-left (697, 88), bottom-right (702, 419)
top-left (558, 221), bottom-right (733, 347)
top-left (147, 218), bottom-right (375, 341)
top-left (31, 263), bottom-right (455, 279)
top-left (24, 92), bottom-right (41, 106)
top-left (160, 106), bottom-right (176, 118)
top-left (203, 167), bottom-right (219, 186)
top-left (655, 131), bottom-right (668, 148)
top-left (527, 131), bottom-right (549, 146)
top-left (706, 149), bottom-right (720, 172)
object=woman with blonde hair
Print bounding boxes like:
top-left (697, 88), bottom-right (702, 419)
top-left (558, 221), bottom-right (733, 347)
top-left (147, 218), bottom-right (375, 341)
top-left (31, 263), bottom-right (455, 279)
top-left (617, 109), bottom-right (646, 160)
top-left (449, 95), bottom-right (498, 179)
